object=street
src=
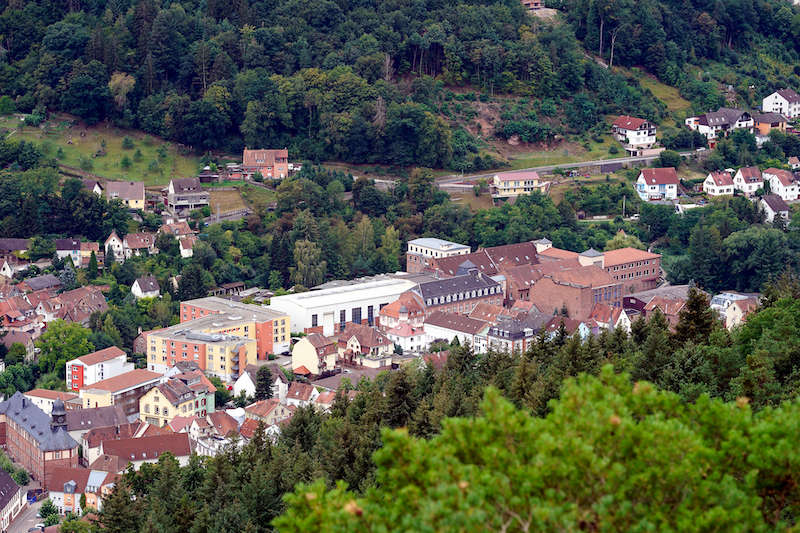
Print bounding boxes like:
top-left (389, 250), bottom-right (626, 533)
top-left (10, 499), bottom-right (43, 533)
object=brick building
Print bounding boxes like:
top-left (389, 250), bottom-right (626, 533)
top-left (0, 394), bottom-right (79, 489)
top-left (602, 248), bottom-right (661, 293)
top-left (527, 264), bottom-right (622, 320)
top-left (242, 148), bottom-right (289, 179)
top-left (423, 241), bottom-right (539, 278)
top-left (409, 270), bottom-right (503, 316)
top-left (405, 238), bottom-right (470, 273)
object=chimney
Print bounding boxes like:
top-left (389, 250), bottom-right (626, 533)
top-left (21, 398), bottom-right (25, 408)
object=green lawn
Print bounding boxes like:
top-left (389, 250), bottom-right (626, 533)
top-left (1, 115), bottom-right (202, 185)
top-left (613, 67), bottom-right (691, 116)
top-left (507, 134), bottom-right (619, 170)
top-left (238, 183), bottom-right (277, 209)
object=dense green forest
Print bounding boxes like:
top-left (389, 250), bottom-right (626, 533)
top-left (0, 0), bottom-right (669, 170)
top-left (83, 285), bottom-right (800, 532)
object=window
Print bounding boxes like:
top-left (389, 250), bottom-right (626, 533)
top-left (352, 307), bottom-right (361, 324)
top-left (340, 310), bottom-right (346, 325)
top-left (311, 314), bottom-right (318, 328)
top-left (367, 305), bottom-right (374, 326)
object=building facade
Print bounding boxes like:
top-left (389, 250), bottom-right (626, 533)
top-left (611, 116), bottom-right (657, 155)
top-left (602, 247), bottom-right (661, 294)
top-left (66, 346), bottom-right (134, 391)
top-left (635, 168), bottom-right (679, 201)
top-left (405, 238), bottom-right (470, 273)
top-left (78, 369), bottom-right (163, 416)
top-left (703, 171), bottom-right (734, 197)
top-left (491, 170), bottom-right (548, 199)
top-left (762, 89), bottom-right (800, 119)
top-left (139, 376), bottom-right (214, 427)
top-left (733, 166), bottom-right (763, 196)
top-left (242, 149), bottom-right (289, 179)
top-left (167, 178), bottom-right (210, 213)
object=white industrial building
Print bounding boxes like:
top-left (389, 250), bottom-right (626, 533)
top-left (268, 277), bottom-right (420, 336)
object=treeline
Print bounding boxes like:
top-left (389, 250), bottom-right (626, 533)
top-left (1, 0), bottom-right (665, 169)
top-left (92, 285), bottom-right (800, 532)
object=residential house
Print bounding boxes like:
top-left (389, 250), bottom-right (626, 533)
top-left (603, 247), bottom-right (662, 294)
top-left (131, 275), bottom-right (160, 299)
top-left (80, 242), bottom-right (101, 269)
top-left (78, 369), bottom-right (163, 416)
top-left (410, 271), bottom-right (503, 316)
top-left (611, 116), bottom-right (657, 155)
top-left (405, 237), bottom-right (470, 273)
top-left (179, 235), bottom-right (197, 258)
top-left (191, 411), bottom-right (242, 457)
top-left (490, 170), bottom-right (549, 199)
top-left (122, 233), bottom-right (158, 259)
top-left (82, 179), bottom-right (104, 197)
top-left (24, 389), bottom-right (79, 415)
top-left (486, 312), bottom-right (550, 354)
top-left (66, 346), bottom-right (133, 391)
top-left (47, 468), bottom-right (116, 515)
top-left (179, 297), bottom-right (291, 357)
top-left (65, 405), bottom-right (129, 445)
top-left (763, 168), bottom-right (798, 201)
top-left (790, 156), bottom-right (800, 170)
top-left (424, 311), bottom-right (489, 354)
top-left (0, 238), bottom-right (29, 263)
top-left (725, 297), bottom-right (759, 329)
top-left (105, 181), bottom-right (145, 210)
top-left (337, 322), bottom-right (394, 368)
top-left (703, 171), bottom-right (734, 197)
top-left (762, 88), bottom-right (800, 119)
top-left (635, 168), bottom-right (679, 201)
top-left (644, 296), bottom-right (687, 328)
top-left (99, 433), bottom-right (192, 470)
top-left (752, 112), bottom-right (788, 135)
top-left (292, 333), bottom-right (338, 376)
top-left (241, 148), bottom-right (289, 179)
top-left (233, 364), bottom-right (288, 402)
top-left (0, 395), bottom-right (79, 489)
top-left (244, 398), bottom-right (293, 425)
top-left (82, 422), bottom-right (169, 467)
top-left (286, 381), bottom-right (319, 408)
top-left (543, 317), bottom-right (591, 340)
top-left (167, 178), bottom-right (209, 213)
top-left (18, 274), bottom-right (61, 293)
top-left (0, 469), bottom-right (24, 531)
top-left (733, 166), bottom-right (763, 196)
top-left (159, 221), bottom-right (194, 238)
top-left (710, 292), bottom-right (761, 327)
top-left (685, 108), bottom-right (753, 146)
top-left (761, 194), bottom-right (790, 223)
top-left (104, 231), bottom-right (124, 262)
top-left (314, 390), bottom-right (357, 413)
top-left (378, 292), bottom-right (426, 331)
top-left (1, 330), bottom-right (34, 360)
top-left (139, 376), bottom-right (214, 427)
top-left (622, 285), bottom-right (693, 320)
top-left (588, 303), bottom-right (631, 333)
top-left (36, 286), bottom-right (108, 327)
top-left (520, 0), bottom-right (542, 10)
top-left (385, 323), bottom-right (426, 354)
top-left (55, 238), bottom-right (82, 265)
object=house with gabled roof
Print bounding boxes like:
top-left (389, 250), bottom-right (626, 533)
top-left (733, 166), bottom-right (763, 196)
top-left (244, 398), bottom-right (293, 425)
top-left (588, 303), bottom-right (631, 333)
top-left (286, 381), bottom-right (319, 408)
top-left (131, 275), bottom-right (160, 299)
top-left (233, 364), bottom-right (289, 402)
top-left (242, 148), bottom-right (289, 179)
top-left (424, 311), bottom-right (489, 354)
top-left (105, 180), bottom-right (145, 210)
top-left (66, 346), bottom-right (133, 391)
top-left (611, 115), bottom-right (657, 155)
top-left (762, 88), bottom-right (800, 119)
top-left (337, 322), bottom-right (394, 368)
top-left (703, 171), bottom-right (734, 197)
top-left (685, 108), bottom-right (753, 146)
top-left (760, 194), bottom-right (790, 223)
top-left (790, 156), bottom-right (800, 170)
top-left (0, 469), bottom-right (24, 531)
top-left (47, 467), bottom-right (117, 515)
top-left (763, 168), bottom-right (798, 202)
top-left (292, 333), bottom-right (338, 376)
top-left (635, 168), bottom-right (679, 201)
top-left (99, 433), bottom-right (192, 470)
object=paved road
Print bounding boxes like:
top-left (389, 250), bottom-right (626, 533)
top-left (436, 151), bottom-right (695, 186)
top-left (11, 498), bottom-right (43, 533)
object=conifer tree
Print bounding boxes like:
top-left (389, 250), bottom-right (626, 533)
top-left (675, 287), bottom-right (716, 345)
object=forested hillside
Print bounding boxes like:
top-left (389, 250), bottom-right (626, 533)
top-left (559, 0), bottom-right (800, 111)
top-left (1, 0), bottom-right (665, 170)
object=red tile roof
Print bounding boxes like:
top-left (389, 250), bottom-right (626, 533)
top-left (612, 115), bottom-right (648, 129)
top-left (736, 166), bottom-right (762, 183)
top-left (494, 170), bottom-right (540, 182)
top-left (764, 168), bottom-right (795, 187)
top-left (287, 381), bottom-right (314, 402)
top-left (208, 411), bottom-right (239, 437)
top-left (74, 346), bottom-right (126, 366)
top-left (602, 247), bottom-right (660, 268)
top-left (168, 415), bottom-right (197, 433)
top-left (83, 369), bottom-right (162, 394)
top-left (24, 389), bottom-right (79, 402)
top-left (707, 171), bottom-right (733, 187)
top-left (243, 148), bottom-right (288, 168)
top-left (239, 418), bottom-right (261, 439)
top-left (639, 168), bottom-right (679, 185)
top-left (101, 433), bottom-right (191, 462)
top-left (244, 398), bottom-right (282, 419)
top-left (425, 311), bottom-right (487, 335)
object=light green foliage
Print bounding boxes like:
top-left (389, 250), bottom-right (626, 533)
top-left (278, 368), bottom-right (800, 531)
top-left (35, 320), bottom-right (94, 378)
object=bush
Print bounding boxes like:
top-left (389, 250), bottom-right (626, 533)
top-left (133, 149), bottom-right (142, 162)
top-left (609, 145), bottom-right (619, 154)
top-left (120, 156), bottom-right (131, 169)
top-left (122, 136), bottom-right (134, 149)
top-left (79, 156), bottom-right (93, 171)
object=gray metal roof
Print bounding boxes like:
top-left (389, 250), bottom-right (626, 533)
top-left (408, 237), bottom-right (469, 252)
top-left (414, 272), bottom-right (501, 301)
top-left (23, 274), bottom-right (61, 291)
top-left (580, 248), bottom-right (603, 257)
top-left (0, 392), bottom-right (78, 451)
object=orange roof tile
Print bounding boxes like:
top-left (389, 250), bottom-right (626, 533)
top-left (602, 247), bottom-right (660, 267)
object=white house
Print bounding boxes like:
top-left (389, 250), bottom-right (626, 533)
top-left (23, 389), bottom-right (78, 414)
top-left (268, 276), bottom-right (419, 335)
top-left (611, 116), bottom-right (657, 155)
top-left (55, 238), bottom-right (82, 265)
top-left (762, 89), bottom-right (800, 119)
top-left (66, 346), bottom-right (134, 391)
top-left (763, 168), bottom-right (798, 202)
top-left (104, 230), bottom-right (125, 262)
top-left (286, 381), bottom-right (319, 408)
top-left (131, 275), bottom-right (160, 298)
top-left (789, 156), bottom-right (800, 170)
top-left (0, 469), bottom-right (25, 531)
top-left (98, 433), bottom-right (192, 469)
top-left (703, 171), bottom-right (734, 197)
top-left (385, 323), bottom-right (426, 354)
top-left (232, 364), bottom-right (288, 402)
top-left (733, 166), bottom-right (763, 196)
top-left (423, 311), bottom-right (488, 353)
top-left (635, 168), bottom-right (680, 201)
top-left (760, 194), bottom-right (790, 223)
top-left (685, 108), bottom-right (753, 145)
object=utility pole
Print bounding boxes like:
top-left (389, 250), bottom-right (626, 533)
top-left (622, 195), bottom-right (626, 218)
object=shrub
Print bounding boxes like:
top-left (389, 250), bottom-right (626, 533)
top-left (79, 156), bottom-right (93, 171)
top-left (122, 136), bottom-right (134, 149)
top-left (609, 145), bottom-right (619, 155)
top-left (120, 155), bottom-right (131, 169)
